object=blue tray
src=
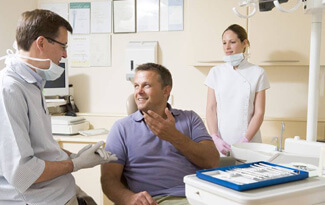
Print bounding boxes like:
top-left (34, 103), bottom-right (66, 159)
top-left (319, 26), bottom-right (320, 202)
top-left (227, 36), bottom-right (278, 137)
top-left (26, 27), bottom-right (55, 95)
top-left (196, 161), bottom-right (309, 191)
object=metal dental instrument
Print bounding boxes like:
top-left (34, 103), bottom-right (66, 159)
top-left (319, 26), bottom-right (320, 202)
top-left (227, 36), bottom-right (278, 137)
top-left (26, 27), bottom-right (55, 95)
top-left (279, 121), bottom-right (285, 152)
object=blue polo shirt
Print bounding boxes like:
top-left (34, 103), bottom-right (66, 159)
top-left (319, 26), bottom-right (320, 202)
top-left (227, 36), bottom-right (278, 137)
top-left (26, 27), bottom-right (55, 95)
top-left (105, 106), bottom-right (211, 197)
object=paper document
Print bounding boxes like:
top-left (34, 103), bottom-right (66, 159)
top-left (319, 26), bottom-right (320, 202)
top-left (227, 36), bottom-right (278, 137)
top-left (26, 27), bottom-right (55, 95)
top-left (69, 35), bottom-right (90, 67)
top-left (90, 34), bottom-right (111, 67)
top-left (137, 0), bottom-right (159, 32)
top-left (160, 0), bottom-right (183, 31)
top-left (91, 1), bottom-right (112, 33)
top-left (113, 0), bottom-right (136, 33)
top-left (69, 2), bottom-right (90, 34)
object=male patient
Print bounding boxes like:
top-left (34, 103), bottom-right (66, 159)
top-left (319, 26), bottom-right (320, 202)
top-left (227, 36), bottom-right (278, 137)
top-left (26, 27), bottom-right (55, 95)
top-left (101, 63), bottom-right (220, 205)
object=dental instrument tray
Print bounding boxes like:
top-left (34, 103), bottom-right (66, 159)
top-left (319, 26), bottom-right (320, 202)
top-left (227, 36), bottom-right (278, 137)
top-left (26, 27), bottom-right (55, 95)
top-left (196, 161), bottom-right (308, 191)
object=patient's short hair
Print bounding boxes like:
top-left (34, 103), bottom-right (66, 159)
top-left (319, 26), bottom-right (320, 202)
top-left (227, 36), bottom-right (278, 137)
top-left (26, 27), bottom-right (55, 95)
top-left (135, 63), bottom-right (173, 88)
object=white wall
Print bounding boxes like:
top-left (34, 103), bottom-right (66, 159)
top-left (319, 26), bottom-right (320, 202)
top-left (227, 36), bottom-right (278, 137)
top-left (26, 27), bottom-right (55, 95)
top-left (1, 0), bottom-right (325, 122)
top-left (0, 0), bottom-right (37, 68)
top-left (67, 0), bottom-right (325, 121)
top-left (265, 65), bottom-right (325, 119)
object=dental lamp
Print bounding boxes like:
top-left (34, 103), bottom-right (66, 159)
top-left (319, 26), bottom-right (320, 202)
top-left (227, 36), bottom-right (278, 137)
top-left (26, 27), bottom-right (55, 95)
top-left (233, 0), bottom-right (258, 18)
top-left (259, 0), bottom-right (288, 12)
top-left (233, 0), bottom-right (301, 18)
top-left (234, 0), bottom-right (325, 142)
top-left (274, 0), bottom-right (302, 12)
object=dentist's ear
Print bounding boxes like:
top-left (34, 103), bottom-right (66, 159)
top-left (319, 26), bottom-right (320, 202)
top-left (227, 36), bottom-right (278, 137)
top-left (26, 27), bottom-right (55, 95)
top-left (35, 36), bottom-right (45, 51)
top-left (243, 39), bottom-right (249, 53)
top-left (243, 39), bottom-right (249, 47)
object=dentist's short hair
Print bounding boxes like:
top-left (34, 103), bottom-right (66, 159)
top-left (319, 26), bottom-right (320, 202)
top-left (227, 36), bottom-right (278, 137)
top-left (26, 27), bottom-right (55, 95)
top-left (16, 9), bottom-right (73, 51)
top-left (135, 63), bottom-right (173, 88)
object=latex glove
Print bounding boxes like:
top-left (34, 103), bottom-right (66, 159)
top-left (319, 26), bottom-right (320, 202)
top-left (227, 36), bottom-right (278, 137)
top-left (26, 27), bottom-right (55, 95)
top-left (211, 134), bottom-right (231, 155)
top-left (239, 136), bottom-right (249, 143)
top-left (70, 144), bottom-right (92, 159)
top-left (72, 141), bottom-right (118, 172)
top-left (95, 148), bottom-right (117, 161)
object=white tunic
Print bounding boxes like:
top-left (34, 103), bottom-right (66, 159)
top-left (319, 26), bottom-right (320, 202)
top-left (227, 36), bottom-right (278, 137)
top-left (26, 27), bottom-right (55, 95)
top-left (0, 57), bottom-right (75, 204)
top-left (205, 60), bottom-right (270, 145)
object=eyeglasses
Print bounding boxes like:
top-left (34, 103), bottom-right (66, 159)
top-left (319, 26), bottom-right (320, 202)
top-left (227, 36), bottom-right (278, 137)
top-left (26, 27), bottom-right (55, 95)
top-left (45, 37), bottom-right (68, 50)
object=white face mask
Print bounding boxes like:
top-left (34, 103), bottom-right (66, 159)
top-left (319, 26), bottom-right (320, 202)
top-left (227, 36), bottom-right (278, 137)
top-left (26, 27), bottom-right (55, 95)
top-left (0, 44), bottom-right (64, 81)
top-left (223, 53), bottom-right (244, 67)
top-left (16, 54), bottom-right (64, 81)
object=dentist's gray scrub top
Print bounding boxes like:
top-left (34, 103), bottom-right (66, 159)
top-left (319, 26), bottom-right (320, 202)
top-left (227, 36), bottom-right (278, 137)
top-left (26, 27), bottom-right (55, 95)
top-left (0, 57), bottom-right (75, 205)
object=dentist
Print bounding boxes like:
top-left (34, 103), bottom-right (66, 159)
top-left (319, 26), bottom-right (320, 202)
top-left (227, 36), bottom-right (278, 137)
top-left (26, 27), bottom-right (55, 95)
top-left (0, 9), bottom-right (116, 204)
top-left (205, 24), bottom-right (270, 156)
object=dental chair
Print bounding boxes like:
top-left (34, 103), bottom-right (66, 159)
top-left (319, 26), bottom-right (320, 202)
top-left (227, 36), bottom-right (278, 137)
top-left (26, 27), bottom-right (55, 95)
top-left (126, 94), bottom-right (137, 115)
top-left (120, 94), bottom-right (137, 189)
top-left (218, 156), bottom-right (236, 167)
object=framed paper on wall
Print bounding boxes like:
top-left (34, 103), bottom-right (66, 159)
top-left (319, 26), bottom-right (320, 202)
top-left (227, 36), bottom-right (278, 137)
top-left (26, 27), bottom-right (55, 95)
top-left (137, 0), bottom-right (159, 32)
top-left (160, 0), bottom-right (184, 31)
top-left (113, 0), bottom-right (136, 33)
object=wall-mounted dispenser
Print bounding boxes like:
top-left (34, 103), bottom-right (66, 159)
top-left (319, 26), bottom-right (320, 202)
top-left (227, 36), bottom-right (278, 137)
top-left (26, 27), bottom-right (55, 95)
top-left (125, 41), bottom-right (158, 81)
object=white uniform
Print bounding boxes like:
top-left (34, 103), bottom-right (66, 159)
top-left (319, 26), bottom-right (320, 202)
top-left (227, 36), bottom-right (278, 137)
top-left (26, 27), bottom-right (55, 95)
top-left (205, 59), bottom-right (270, 146)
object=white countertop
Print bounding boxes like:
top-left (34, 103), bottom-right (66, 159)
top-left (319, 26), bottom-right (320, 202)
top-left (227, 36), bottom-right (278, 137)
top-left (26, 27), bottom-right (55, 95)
top-left (53, 134), bottom-right (107, 143)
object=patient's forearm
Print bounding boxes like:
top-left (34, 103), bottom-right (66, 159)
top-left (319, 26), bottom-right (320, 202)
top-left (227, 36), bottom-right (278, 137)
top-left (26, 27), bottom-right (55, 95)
top-left (171, 133), bottom-right (219, 168)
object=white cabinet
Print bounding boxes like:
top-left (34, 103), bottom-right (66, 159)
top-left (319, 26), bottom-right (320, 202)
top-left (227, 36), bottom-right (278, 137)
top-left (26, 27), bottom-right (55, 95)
top-left (186, 0), bottom-right (246, 66)
top-left (185, 174), bottom-right (325, 205)
top-left (316, 121), bottom-right (325, 142)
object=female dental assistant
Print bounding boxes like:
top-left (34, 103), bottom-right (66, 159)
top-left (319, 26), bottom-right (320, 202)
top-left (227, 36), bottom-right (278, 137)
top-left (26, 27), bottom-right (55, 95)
top-left (205, 24), bottom-right (270, 156)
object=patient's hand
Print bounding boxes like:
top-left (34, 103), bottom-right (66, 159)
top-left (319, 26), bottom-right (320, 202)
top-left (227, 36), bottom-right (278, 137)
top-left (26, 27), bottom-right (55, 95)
top-left (126, 191), bottom-right (158, 205)
top-left (144, 108), bottom-right (180, 142)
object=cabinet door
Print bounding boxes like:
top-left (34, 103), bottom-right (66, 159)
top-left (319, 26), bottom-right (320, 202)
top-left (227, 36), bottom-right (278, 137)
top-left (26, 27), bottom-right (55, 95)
top-left (248, 6), bottom-right (318, 66)
top-left (317, 122), bottom-right (325, 141)
top-left (186, 0), bottom-right (246, 66)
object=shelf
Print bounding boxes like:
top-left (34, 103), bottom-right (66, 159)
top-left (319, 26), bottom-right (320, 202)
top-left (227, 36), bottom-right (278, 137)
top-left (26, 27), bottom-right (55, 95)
top-left (191, 60), bottom-right (223, 67)
top-left (192, 64), bottom-right (219, 67)
top-left (191, 62), bottom-right (313, 68)
top-left (53, 134), bottom-right (107, 143)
